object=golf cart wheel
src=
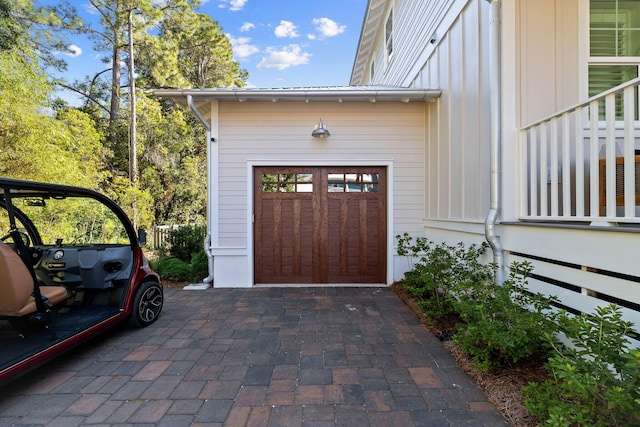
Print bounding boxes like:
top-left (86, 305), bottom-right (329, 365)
top-left (129, 281), bottom-right (163, 327)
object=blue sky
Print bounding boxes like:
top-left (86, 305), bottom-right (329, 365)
top-left (57, 0), bottom-right (368, 91)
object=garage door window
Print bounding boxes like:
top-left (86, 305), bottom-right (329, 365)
top-left (327, 172), bottom-right (379, 192)
top-left (261, 173), bottom-right (313, 192)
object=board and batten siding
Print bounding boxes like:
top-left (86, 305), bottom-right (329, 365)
top-left (369, 0), bottom-right (492, 225)
top-left (215, 100), bottom-right (427, 252)
top-left (518, 0), bottom-right (580, 125)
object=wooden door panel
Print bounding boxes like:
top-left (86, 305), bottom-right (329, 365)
top-left (254, 166), bottom-right (386, 284)
top-left (255, 197), bottom-right (314, 284)
top-left (327, 196), bottom-right (385, 283)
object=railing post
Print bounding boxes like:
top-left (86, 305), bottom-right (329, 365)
top-left (624, 86), bottom-right (636, 218)
top-left (529, 127), bottom-right (538, 216)
top-left (605, 93), bottom-right (617, 218)
top-left (589, 100), bottom-right (600, 218)
top-left (540, 122), bottom-right (548, 217)
top-left (562, 112), bottom-right (571, 216)
top-left (519, 77), bottom-right (640, 223)
top-left (550, 118), bottom-right (559, 217)
top-left (575, 107), bottom-right (585, 217)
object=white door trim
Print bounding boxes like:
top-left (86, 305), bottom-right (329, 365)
top-left (247, 160), bottom-right (395, 286)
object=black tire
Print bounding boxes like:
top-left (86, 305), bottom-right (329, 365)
top-left (129, 281), bottom-right (163, 327)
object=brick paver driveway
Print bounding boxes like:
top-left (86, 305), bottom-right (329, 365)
top-left (0, 287), bottom-right (509, 426)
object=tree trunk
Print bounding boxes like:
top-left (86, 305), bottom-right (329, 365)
top-left (108, 41), bottom-right (121, 145)
top-left (128, 8), bottom-right (137, 183)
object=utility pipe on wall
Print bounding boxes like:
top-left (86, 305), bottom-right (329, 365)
top-left (187, 95), bottom-right (215, 285)
top-left (484, 0), bottom-right (505, 284)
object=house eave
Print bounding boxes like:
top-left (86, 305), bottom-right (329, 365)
top-left (350, 0), bottom-right (387, 85)
top-left (153, 86), bottom-right (441, 124)
top-left (153, 86), bottom-right (440, 104)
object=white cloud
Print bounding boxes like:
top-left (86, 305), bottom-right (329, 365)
top-left (312, 17), bottom-right (346, 38)
top-left (61, 44), bottom-right (82, 57)
top-left (257, 44), bottom-right (310, 70)
top-left (240, 22), bottom-right (255, 32)
top-left (228, 35), bottom-right (259, 58)
top-left (218, 0), bottom-right (247, 11)
top-left (230, 0), bottom-right (248, 11)
top-left (274, 20), bottom-right (299, 38)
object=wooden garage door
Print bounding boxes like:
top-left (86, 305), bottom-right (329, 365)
top-left (254, 167), bottom-right (386, 284)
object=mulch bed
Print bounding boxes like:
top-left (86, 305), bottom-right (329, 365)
top-left (390, 282), bottom-right (546, 427)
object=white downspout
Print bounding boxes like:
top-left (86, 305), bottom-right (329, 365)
top-left (187, 95), bottom-right (215, 284)
top-left (484, 0), bottom-right (505, 285)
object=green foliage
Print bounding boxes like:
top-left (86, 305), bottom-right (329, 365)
top-left (167, 224), bottom-right (206, 263)
top-left (395, 233), bottom-right (491, 319)
top-left (453, 261), bottom-right (559, 371)
top-left (151, 255), bottom-right (193, 282)
top-left (151, 248), bottom-right (208, 282)
top-left (104, 176), bottom-right (155, 231)
top-left (191, 249), bottom-right (208, 281)
top-left (134, 93), bottom-right (207, 224)
top-left (523, 305), bottom-right (640, 427)
top-left (0, 0), bottom-right (21, 50)
top-left (137, 11), bottom-right (247, 89)
top-left (396, 234), bottom-right (558, 371)
top-left (0, 50), bottom-right (108, 188)
top-left (1, 0), bottom-right (83, 69)
top-left (0, 0), bottom-right (241, 227)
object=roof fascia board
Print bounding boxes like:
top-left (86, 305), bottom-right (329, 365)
top-left (154, 88), bottom-right (441, 104)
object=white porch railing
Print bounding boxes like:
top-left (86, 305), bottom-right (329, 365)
top-left (520, 77), bottom-right (640, 224)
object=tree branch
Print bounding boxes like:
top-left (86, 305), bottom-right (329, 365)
top-left (55, 82), bottom-right (111, 114)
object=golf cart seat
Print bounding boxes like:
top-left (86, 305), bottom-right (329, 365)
top-left (0, 241), bottom-right (67, 318)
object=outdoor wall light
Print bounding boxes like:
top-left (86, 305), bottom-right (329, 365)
top-left (311, 118), bottom-right (330, 138)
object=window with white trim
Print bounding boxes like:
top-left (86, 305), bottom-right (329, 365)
top-left (589, 0), bottom-right (640, 119)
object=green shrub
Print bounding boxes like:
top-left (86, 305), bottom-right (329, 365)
top-left (167, 224), bottom-right (206, 262)
top-left (152, 256), bottom-right (193, 281)
top-left (523, 304), bottom-right (640, 426)
top-left (191, 249), bottom-right (208, 281)
top-left (396, 233), bottom-right (491, 319)
top-left (452, 261), bottom-right (559, 371)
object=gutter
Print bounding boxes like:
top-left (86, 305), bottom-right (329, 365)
top-left (186, 94), bottom-right (214, 284)
top-left (155, 87), bottom-right (441, 103)
top-left (187, 95), bottom-right (211, 131)
top-left (484, 0), bottom-right (505, 284)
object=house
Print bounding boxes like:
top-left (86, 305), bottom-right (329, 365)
top-left (156, 0), bottom-right (640, 341)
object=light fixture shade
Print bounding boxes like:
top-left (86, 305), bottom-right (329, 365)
top-left (312, 119), bottom-right (330, 138)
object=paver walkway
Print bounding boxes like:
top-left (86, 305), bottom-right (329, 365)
top-left (0, 287), bottom-right (509, 426)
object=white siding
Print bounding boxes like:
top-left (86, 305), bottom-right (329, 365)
top-left (369, 0), bottom-right (460, 87)
top-left (374, 0), bottom-right (492, 222)
top-left (353, 0), bottom-right (640, 332)
top-left (518, 0), bottom-right (580, 125)
top-left (215, 100), bottom-right (426, 248)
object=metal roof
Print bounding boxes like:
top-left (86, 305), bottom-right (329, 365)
top-left (153, 85), bottom-right (440, 104)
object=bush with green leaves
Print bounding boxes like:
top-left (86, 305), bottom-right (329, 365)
top-left (190, 249), bottom-right (208, 281)
top-left (166, 224), bottom-right (206, 262)
top-left (396, 234), bottom-right (559, 371)
top-left (452, 261), bottom-right (559, 372)
top-left (151, 255), bottom-right (193, 281)
top-left (523, 304), bottom-right (640, 427)
top-left (396, 233), bottom-right (491, 319)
